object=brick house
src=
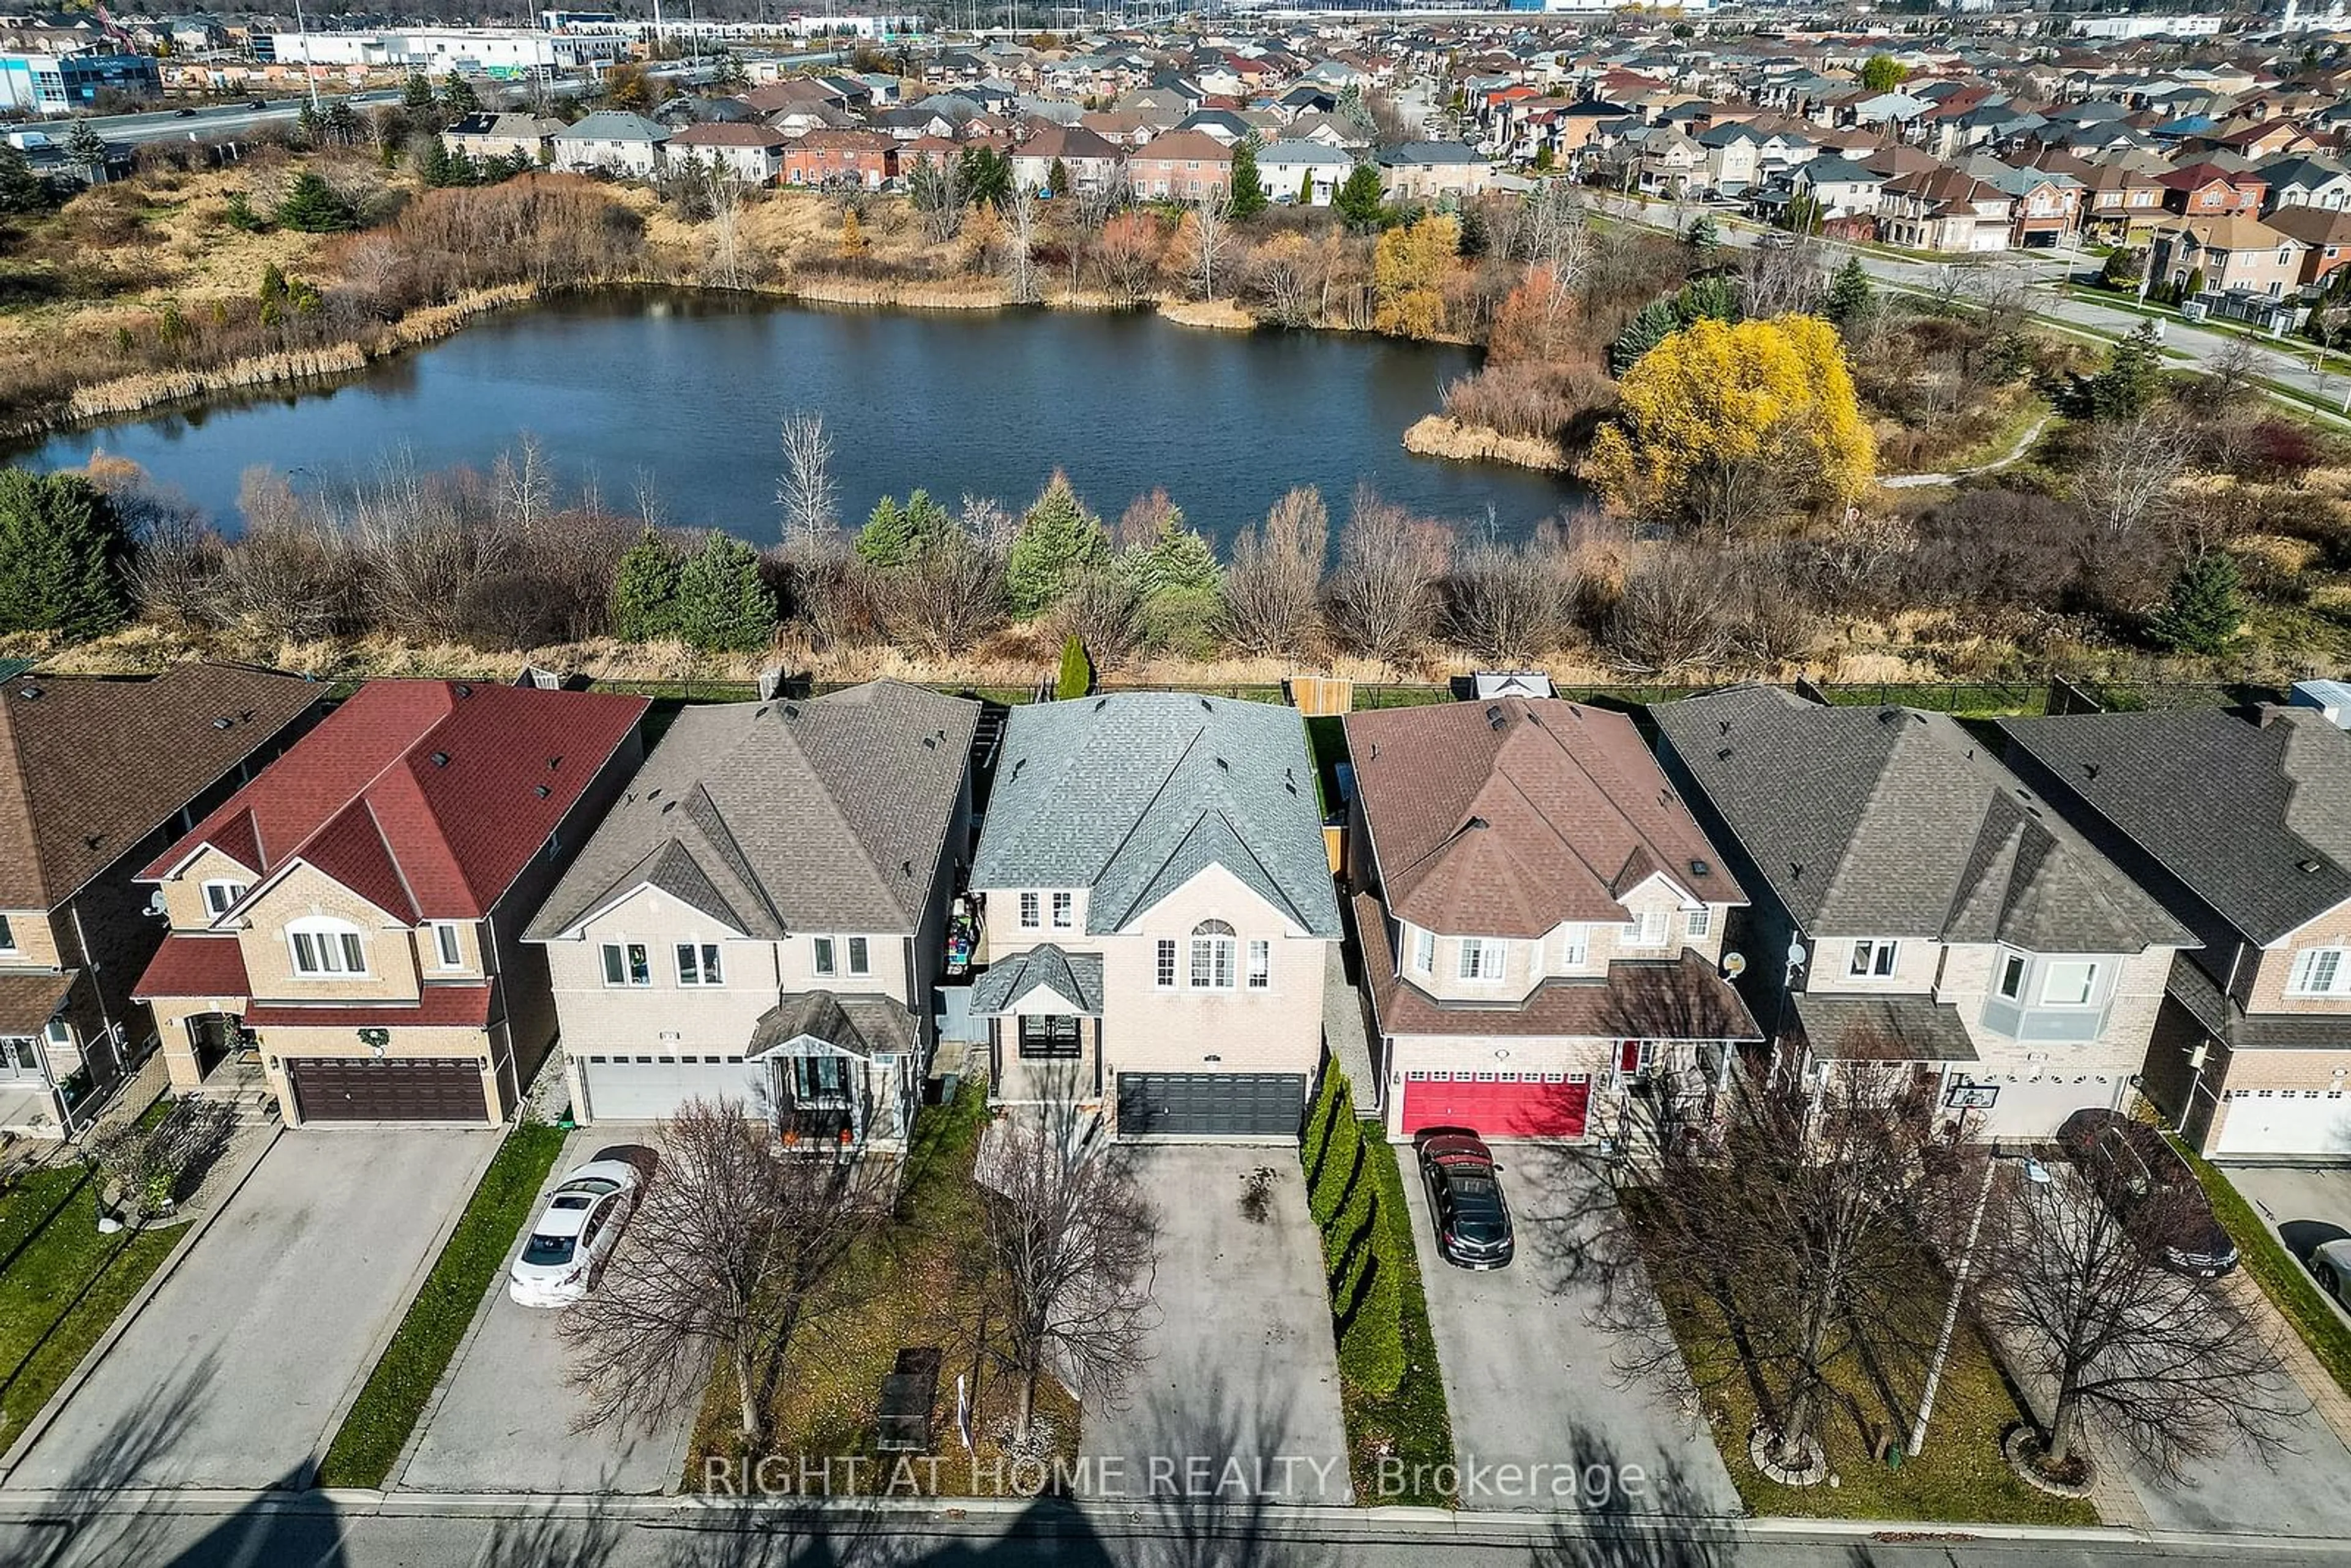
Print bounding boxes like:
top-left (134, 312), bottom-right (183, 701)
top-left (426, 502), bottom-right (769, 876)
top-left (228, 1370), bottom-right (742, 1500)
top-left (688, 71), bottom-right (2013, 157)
top-left (667, 121), bottom-right (789, 184)
top-left (2159, 161), bottom-right (2267, 217)
top-left (783, 128), bottom-right (896, 189)
top-left (2150, 214), bottom-right (2306, 297)
top-left (2263, 203), bottom-right (2351, 285)
top-left (1125, 129), bottom-right (1233, 200)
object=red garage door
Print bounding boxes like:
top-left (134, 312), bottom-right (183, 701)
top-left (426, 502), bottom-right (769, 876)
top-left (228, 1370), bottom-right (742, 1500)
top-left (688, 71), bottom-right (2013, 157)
top-left (1401, 1070), bottom-right (1591, 1138)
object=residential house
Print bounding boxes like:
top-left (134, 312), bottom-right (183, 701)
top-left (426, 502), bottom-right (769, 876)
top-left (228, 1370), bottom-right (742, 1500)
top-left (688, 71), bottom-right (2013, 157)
top-left (2159, 160), bottom-right (2267, 216)
top-left (1377, 140), bottom-right (1495, 203)
top-left (548, 110), bottom-right (670, 177)
top-left (133, 682), bottom-right (648, 1128)
top-left (1009, 122), bottom-right (1123, 195)
top-left (1876, 163), bottom-right (2014, 252)
top-left (784, 128), bottom-right (896, 189)
top-left (2061, 152), bottom-right (2169, 239)
top-left (965, 694), bottom-right (1341, 1139)
top-left (667, 122), bottom-right (787, 184)
top-left (1127, 130), bottom-right (1233, 200)
top-left (443, 111), bottom-right (561, 165)
top-left (2151, 214), bottom-right (2306, 297)
top-left (1651, 687), bottom-right (2194, 1140)
top-left (0, 665), bottom-right (321, 1138)
top-left (1345, 697), bottom-right (1759, 1144)
top-left (2259, 152), bottom-right (2351, 213)
top-left (1259, 138), bottom-right (1353, 204)
top-left (2262, 203), bottom-right (2351, 285)
top-left (1784, 152), bottom-right (1885, 221)
top-left (2001, 705), bottom-right (2351, 1158)
top-left (525, 682), bottom-right (977, 1150)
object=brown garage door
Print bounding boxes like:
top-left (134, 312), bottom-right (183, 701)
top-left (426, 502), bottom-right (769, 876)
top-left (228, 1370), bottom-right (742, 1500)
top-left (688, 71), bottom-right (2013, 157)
top-left (287, 1057), bottom-right (489, 1123)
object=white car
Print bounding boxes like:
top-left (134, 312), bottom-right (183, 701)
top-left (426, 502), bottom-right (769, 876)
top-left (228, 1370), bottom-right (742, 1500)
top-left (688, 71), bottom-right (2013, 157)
top-left (508, 1158), bottom-right (642, 1308)
top-left (2314, 1236), bottom-right (2351, 1305)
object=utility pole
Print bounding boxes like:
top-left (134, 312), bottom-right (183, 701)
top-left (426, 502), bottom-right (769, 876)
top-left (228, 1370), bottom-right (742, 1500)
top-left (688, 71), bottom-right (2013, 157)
top-left (293, 0), bottom-right (321, 111)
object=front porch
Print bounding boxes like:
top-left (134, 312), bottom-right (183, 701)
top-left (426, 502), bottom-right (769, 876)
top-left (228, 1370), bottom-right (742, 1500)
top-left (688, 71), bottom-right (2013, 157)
top-left (967, 943), bottom-right (1106, 1110)
top-left (746, 991), bottom-right (922, 1154)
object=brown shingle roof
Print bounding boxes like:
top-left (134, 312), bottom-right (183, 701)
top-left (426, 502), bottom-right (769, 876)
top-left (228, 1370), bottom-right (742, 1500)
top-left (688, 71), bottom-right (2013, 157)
top-left (0, 663), bottom-right (320, 909)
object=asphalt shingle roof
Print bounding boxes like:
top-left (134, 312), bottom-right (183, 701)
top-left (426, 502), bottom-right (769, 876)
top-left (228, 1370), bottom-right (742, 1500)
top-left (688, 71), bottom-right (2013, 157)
top-left (969, 945), bottom-right (1105, 1015)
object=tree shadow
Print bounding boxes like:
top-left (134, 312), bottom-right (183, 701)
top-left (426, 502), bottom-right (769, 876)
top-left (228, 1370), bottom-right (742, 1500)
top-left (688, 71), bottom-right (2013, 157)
top-left (1109, 1361), bottom-right (1341, 1568)
top-left (0, 1352), bottom-right (225, 1568)
top-left (2277, 1218), bottom-right (2349, 1264)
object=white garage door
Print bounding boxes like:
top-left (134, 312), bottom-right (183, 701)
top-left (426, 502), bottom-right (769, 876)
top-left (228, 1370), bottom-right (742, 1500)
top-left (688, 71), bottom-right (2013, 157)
top-left (2213, 1089), bottom-right (2351, 1160)
top-left (577, 1052), bottom-right (765, 1123)
top-left (1960, 1073), bottom-right (2124, 1141)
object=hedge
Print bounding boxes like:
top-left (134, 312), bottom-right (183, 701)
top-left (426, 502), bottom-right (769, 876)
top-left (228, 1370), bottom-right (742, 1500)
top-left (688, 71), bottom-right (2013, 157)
top-left (1300, 1067), bottom-right (1405, 1397)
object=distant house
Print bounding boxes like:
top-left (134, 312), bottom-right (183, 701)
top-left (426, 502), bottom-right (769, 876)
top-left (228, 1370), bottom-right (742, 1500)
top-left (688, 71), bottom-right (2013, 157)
top-left (444, 111), bottom-right (563, 165)
top-left (2258, 152), bottom-right (2351, 214)
top-left (1127, 129), bottom-right (1233, 200)
top-left (2159, 160), bottom-right (2266, 217)
top-left (2262, 203), bottom-right (2351, 285)
top-left (0, 665), bottom-right (321, 1139)
top-left (1009, 122), bottom-right (1123, 194)
top-left (549, 110), bottom-right (670, 177)
top-left (1877, 163), bottom-right (2013, 252)
top-left (667, 121), bottom-right (788, 184)
top-left (1258, 138), bottom-right (1353, 204)
top-left (2151, 214), bottom-right (2306, 297)
top-left (1377, 140), bottom-right (1494, 202)
top-left (784, 128), bottom-right (896, 189)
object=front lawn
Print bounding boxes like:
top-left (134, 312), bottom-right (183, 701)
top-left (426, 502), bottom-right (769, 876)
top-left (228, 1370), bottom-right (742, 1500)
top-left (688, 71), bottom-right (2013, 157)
top-left (0, 1164), bottom-right (180, 1441)
top-left (2175, 1135), bottom-right (2351, 1401)
top-left (314, 1120), bottom-right (568, 1488)
top-left (683, 1082), bottom-right (1081, 1495)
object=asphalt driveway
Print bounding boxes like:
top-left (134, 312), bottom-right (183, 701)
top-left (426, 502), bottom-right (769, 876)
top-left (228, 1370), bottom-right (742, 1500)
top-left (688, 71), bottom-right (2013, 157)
top-left (397, 1127), bottom-right (686, 1495)
top-left (2227, 1165), bottom-right (2351, 1330)
top-left (6, 1127), bottom-right (494, 1491)
top-left (1401, 1141), bottom-right (1741, 1517)
top-left (1079, 1146), bottom-right (1350, 1506)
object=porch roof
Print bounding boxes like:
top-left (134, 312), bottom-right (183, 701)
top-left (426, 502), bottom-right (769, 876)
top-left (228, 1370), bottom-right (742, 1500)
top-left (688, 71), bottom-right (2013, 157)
top-left (1791, 993), bottom-right (1979, 1063)
top-left (242, 984), bottom-right (492, 1030)
top-left (0, 970), bottom-right (73, 1036)
top-left (748, 991), bottom-right (917, 1061)
top-left (133, 933), bottom-right (249, 1002)
top-left (969, 945), bottom-right (1104, 1017)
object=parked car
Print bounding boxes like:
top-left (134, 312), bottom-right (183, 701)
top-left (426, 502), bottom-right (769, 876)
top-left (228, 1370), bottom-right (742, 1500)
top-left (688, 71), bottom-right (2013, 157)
top-left (508, 1157), bottom-right (643, 1307)
top-left (1415, 1131), bottom-right (1513, 1269)
top-left (2055, 1109), bottom-right (2239, 1278)
top-left (2312, 1236), bottom-right (2351, 1303)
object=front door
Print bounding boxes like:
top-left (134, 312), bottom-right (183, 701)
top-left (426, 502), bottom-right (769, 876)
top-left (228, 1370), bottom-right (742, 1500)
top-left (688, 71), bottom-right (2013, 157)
top-left (0, 1035), bottom-right (40, 1082)
top-left (187, 1013), bottom-right (237, 1079)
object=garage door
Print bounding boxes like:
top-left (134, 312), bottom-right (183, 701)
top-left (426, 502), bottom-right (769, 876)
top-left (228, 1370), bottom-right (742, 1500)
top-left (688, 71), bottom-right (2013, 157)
top-left (1401, 1070), bottom-right (1591, 1138)
top-left (1116, 1073), bottom-right (1306, 1138)
top-left (578, 1053), bottom-right (764, 1123)
top-left (2213, 1089), bottom-right (2351, 1160)
top-left (288, 1057), bottom-right (489, 1123)
top-left (1952, 1073), bottom-right (2123, 1141)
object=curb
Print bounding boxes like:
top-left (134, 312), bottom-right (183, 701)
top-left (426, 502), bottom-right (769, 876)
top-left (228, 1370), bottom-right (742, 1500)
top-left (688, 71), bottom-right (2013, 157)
top-left (0, 1120), bottom-right (284, 1484)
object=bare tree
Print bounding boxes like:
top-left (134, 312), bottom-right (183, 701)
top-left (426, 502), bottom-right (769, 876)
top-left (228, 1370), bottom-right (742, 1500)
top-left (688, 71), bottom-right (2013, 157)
top-left (977, 1088), bottom-right (1160, 1439)
top-left (1226, 486), bottom-right (1328, 658)
top-left (560, 1100), bottom-right (877, 1450)
top-left (2074, 411), bottom-right (2191, 542)
top-left (1326, 487), bottom-right (1449, 669)
top-left (907, 152), bottom-right (967, 244)
top-left (776, 410), bottom-right (840, 552)
top-left (1445, 524), bottom-right (1577, 665)
top-left (1742, 238), bottom-right (1830, 320)
top-left (209, 470), bottom-right (353, 642)
top-left (1188, 187), bottom-right (1233, 302)
top-left (1051, 568), bottom-right (1144, 670)
top-left (699, 163), bottom-right (751, 290)
top-left (1003, 184), bottom-right (1041, 304)
top-left (493, 433), bottom-right (556, 531)
top-left (1603, 550), bottom-right (1733, 675)
top-left (1979, 1163), bottom-right (2301, 1485)
top-left (875, 520), bottom-right (1007, 658)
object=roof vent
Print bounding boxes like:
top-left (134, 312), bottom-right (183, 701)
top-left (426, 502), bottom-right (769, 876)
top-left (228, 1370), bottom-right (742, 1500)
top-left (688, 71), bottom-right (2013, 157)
top-left (1690, 858), bottom-right (1711, 878)
top-left (782, 703), bottom-right (800, 719)
top-left (1485, 704), bottom-right (1506, 731)
top-left (213, 716), bottom-right (234, 730)
top-left (15, 684), bottom-right (39, 700)
top-left (1095, 697), bottom-right (1109, 710)
top-left (1466, 816), bottom-right (1489, 830)
top-left (2085, 762), bottom-right (2101, 781)
top-left (1215, 757), bottom-right (1229, 770)
top-left (902, 859), bottom-right (913, 877)
top-left (923, 735), bottom-right (937, 749)
top-left (535, 784), bottom-right (552, 799)
top-left (1201, 698), bottom-right (1215, 713)
top-left (84, 833), bottom-right (102, 850)
top-left (430, 751), bottom-right (450, 768)
top-left (547, 755), bottom-right (563, 770)
top-left (454, 683), bottom-right (473, 698)
top-left (662, 800), bottom-right (677, 814)
top-left (2301, 857), bottom-right (2325, 874)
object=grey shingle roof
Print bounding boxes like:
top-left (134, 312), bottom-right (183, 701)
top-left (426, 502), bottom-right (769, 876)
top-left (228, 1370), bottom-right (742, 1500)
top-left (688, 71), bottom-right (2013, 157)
top-left (2000, 706), bottom-right (2351, 946)
top-left (1792, 994), bottom-right (1979, 1063)
top-left (525, 680), bottom-right (976, 942)
top-left (1652, 686), bottom-right (2189, 953)
top-left (749, 991), bottom-right (917, 1060)
top-left (970, 694), bottom-right (1341, 940)
top-left (969, 945), bottom-right (1104, 1015)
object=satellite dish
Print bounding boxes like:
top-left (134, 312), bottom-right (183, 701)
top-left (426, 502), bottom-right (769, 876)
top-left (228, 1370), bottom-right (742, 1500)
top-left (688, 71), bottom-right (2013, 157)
top-left (1720, 951), bottom-right (1748, 980)
top-left (144, 891), bottom-right (169, 918)
top-left (1787, 942), bottom-right (1809, 967)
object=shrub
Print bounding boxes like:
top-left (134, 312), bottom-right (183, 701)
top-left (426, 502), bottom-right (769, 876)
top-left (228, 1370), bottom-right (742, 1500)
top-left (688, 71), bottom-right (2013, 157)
top-left (275, 170), bottom-right (359, 233)
top-left (1055, 631), bottom-right (1092, 699)
top-left (674, 532), bottom-right (777, 653)
top-left (609, 527), bottom-right (681, 641)
top-left (1439, 355), bottom-right (1614, 443)
top-left (2148, 551), bottom-right (2244, 655)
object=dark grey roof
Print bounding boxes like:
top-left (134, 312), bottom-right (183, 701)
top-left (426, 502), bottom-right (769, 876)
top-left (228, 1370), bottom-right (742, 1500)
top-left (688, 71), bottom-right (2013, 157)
top-left (525, 680), bottom-right (976, 942)
top-left (1792, 994), bottom-right (1979, 1063)
top-left (971, 694), bottom-right (1341, 940)
top-left (2000, 705), bottom-right (2351, 946)
top-left (749, 991), bottom-right (917, 1060)
top-left (1653, 686), bottom-right (2190, 953)
top-left (969, 944), bottom-right (1104, 1016)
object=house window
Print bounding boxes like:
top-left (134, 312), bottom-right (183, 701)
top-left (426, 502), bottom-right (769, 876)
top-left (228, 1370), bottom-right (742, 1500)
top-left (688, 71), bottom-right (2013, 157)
top-left (1412, 926), bottom-right (1434, 973)
top-left (289, 919), bottom-right (367, 978)
top-left (0, 914), bottom-right (12, 951)
top-left (601, 942), bottom-right (651, 988)
top-left (1248, 939), bottom-right (1271, 991)
top-left (1190, 919), bottom-right (1237, 990)
top-left (2041, 960), bottom-right (2099, 1006)
top-left (1051, 892), bottom-right (1074, 929)
top-left (1849, 939), bottom-right (1900, 978)
top-left (813, 937), bottom-right (836, 977)
top-left (431, 922), bottom-right (463, 970)
top-left (1018, 1014), bottom-right (1082, 1059)
top-left (677, 942), bottom-right (723, 986)
top-left (790, 1052), bottom-right (849, 1103)
top-left (1998, 953), bottom-right (2028, 999)
top-left (2290, 947), bottom-right (2351, 996)
top-left (1621, 909), bottom-right (1668, 947)
top-left (847, 937), bottom-right (870, 977)
top-left (1684, 908), bottom-right (1712, 940)
top-left (1559, 925), bottom-right (1589, 966)
top-left (1019, 893), bottom-right (1041, 929)
top-left (1156, 939), bottom-right (1177, 989)
top-left (1458, 937), bottom-right (1502, 981)
top-left (202, 880), bottom-right (247, 918)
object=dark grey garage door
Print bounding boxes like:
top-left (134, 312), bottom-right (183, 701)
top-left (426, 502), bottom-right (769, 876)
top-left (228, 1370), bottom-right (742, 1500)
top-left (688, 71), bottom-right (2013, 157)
top-left (1117, 1072), bottom-right (1307, 1138)
top-left (288, 1057), bottom-right (489, 1123)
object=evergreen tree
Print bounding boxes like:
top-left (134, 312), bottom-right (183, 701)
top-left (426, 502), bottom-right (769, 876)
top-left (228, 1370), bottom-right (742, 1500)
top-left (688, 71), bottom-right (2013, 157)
top-left (1826, 257), bottom-right (1875, 328)
top-left (1335, 162), bottom-right (1385, 230)
top-left (438, 75), bottom-right (481, 118)
top-left (62, 119), bottom-right (105, 178)
top-left (1457, 201), bottom-right (1488, 258)
top-left (609, 528), bottom-right (683, 640)
top-left (1676, 274), bottom-right (1739, 324)
top-left (1048, 156), bottom-right (1071, 198)
top-left (1054, 632), bottom-right (1092, 700)
top-left (416, 135), bottom-right (457, 188)
top-left (402, 70), bottom-right (437, 111)
top-left (0, 143), bottom-right (52, 214)
top-left (1683, 212), bottom-right (1719, 253)
top-left (1228, 137), bottom-right (1268, 219)
top-left (2084, 321), bottom-right (2163, 419)
top-left (674, 533), bottom-right (777, 653)
top-left (1609, 296), bottom-right (1684, 376)
top-left (2148, 552), bottom-right (2244, 655)
top-left (323, 99), bottom-right (361, 145)
top-left (275, 170), bottom-right (358, 233)
top-left (1299, 167), bottom-right (1314, 205)
top-left (0, 469), bottom-right (129, 639)
top-left (1005, 470), bottom-right (1108, 618)
top-left (1123, 506), bottom-right (1225, 656)
top-left (856, 494), bottom-right (910, 568)
top-left (294, 102), bottom-right (322, 149)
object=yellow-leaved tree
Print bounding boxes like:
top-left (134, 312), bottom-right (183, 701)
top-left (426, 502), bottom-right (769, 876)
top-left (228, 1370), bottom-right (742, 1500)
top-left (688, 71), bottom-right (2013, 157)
top-left (1584, 313), bottom-right (1874, 536)
top-left (1372, 213), bottom-right (1459, 339)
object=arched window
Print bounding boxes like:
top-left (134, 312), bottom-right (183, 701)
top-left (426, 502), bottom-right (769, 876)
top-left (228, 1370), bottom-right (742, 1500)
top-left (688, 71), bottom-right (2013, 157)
top-left (1190, 919), bottom-right (1236, 991)
top-left (288, 917), bottom-right (367, 978)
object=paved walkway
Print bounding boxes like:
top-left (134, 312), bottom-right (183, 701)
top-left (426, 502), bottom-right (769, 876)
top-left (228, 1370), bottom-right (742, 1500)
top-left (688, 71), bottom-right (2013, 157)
top-left (1322, 942), bottom-right (1379, 1117)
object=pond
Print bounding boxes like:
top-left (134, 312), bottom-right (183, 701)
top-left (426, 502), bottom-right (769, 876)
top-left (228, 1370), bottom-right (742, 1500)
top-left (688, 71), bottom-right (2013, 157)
top-left (15, 288), bottom-right (1591, 547)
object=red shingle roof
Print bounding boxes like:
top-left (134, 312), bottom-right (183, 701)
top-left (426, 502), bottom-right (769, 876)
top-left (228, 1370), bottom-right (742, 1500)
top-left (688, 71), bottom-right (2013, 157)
top-left (135, 934), bottom-right (250, 1001)
top-left (138, 682), bottom-right (647, 923)
top-left (242, 985), bottom-right (492, 1029)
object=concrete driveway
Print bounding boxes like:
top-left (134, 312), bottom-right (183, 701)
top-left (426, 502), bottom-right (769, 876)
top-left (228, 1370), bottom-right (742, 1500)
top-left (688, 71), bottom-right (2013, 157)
top-left (1079, 1146), bottom-right (1350, 1506)
top-left (1401, 1141), bottom-right (1740, 1517)
top-left (397, 1127), bottom-right (686, 1495)
top-left (2227, 1166), bottom-right (2351, 1329)
top-left (6, 1127), bottom-right (495, 1491)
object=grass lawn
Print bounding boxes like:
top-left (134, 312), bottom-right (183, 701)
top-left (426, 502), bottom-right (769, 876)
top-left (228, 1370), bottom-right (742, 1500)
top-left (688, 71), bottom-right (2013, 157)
top-left (0, 1165), bottom-right (180, 1442)
top-left (313, 1120), bottom-right (567, 1488)
top-left (1337, 1129), bottom-right (1455, 1508)
top-left (2175, 1136), bottom-right (2351, 1401)
top-left (684, 1082), bottom-right (1081, 1495)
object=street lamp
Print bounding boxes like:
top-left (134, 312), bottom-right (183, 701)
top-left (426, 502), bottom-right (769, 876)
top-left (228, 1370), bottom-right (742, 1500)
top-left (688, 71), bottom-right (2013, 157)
top-left (293, 0), bottom-right (321, 112)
